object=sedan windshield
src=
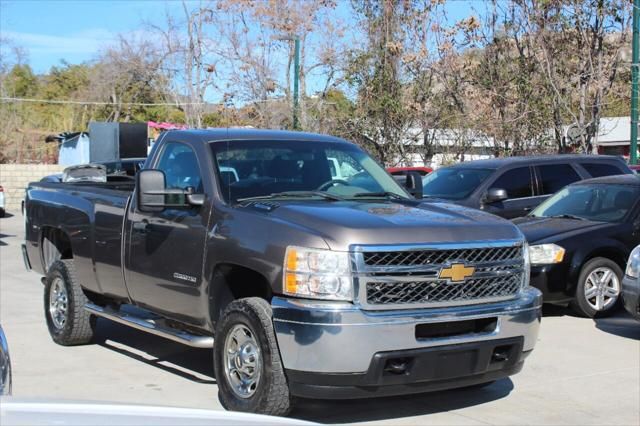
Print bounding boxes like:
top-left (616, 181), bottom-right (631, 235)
top-left (531, 184), bottom-right (639, 222)
top-left (210, 140), bottom-right (409, 203)
top-left (422, 167), bottom-right (494, 200)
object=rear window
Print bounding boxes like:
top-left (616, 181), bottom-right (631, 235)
top-left (537, 164), bottom-right (581, 195)
top-left (491, 167), bottom-right (533, 199)
top-left (580, 162), bottom-right (624, 178)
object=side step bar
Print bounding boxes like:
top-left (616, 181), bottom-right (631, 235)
top-left (84, 303), bottom-right (214, 349)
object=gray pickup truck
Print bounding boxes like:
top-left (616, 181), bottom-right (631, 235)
top-left (23, 129), bottom-right (541, 416)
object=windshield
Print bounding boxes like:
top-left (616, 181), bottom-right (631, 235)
top-left (422, 167), bottom-right (494, 200)
top-left (531, 184), bottom-right (639, 222)
top-left (210, 140), bottom-right (409, 203)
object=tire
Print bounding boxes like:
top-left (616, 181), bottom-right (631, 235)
top-left (213, 297), bottom-right (291, 416)
top-left (44, 259), bottom-right (95, 345)
top-left (0, 209), bottom-right (4, 218)
top-left (570, 257), bottom-right (623, 318)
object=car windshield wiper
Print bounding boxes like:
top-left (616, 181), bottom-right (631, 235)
top-left (548, 214), bottom-right (586, 221)
top-left (237, 191), bottom-right (344, 203)
top-left (351, 192), bottom-right (406, 200)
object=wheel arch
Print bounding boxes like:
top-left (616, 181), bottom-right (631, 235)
top-left (208, 263), bottom-right (273, 329)
top-left (40, 226), bottom-right (73, 273)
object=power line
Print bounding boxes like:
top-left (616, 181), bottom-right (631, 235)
top-left (0, 96), bottom-right (336, 107)
top-left (0, 97), bottom-right (216, 107)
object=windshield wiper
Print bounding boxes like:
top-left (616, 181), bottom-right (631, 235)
top-left (352, 192), bottom-right (406, 200)
top-left (548, 214), bottom-right (586, 221)
top-left (237, 191), bottom-right (344, 203)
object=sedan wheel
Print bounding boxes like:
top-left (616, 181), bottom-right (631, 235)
top-left (583, 267), bottom-right (620, 312)
top-left (571, 257), bottom-right (623, 318)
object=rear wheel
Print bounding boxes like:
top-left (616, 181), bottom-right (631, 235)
top-left (571, 257), bottom-right (622, 318)
top-left (44, 260), bottom-right (95, 345)
top-left (213, 297), bottom-right (291, 416)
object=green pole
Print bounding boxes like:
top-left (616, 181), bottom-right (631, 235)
top-left (631, 0), bottom-right (639, 165)
top-left (293, 37), bottom-right (300, 130)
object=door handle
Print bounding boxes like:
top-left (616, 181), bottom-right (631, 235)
top-left (133, 220), bottom-right (149, 233)
top-left (523, 207), bottom-right (532, 212)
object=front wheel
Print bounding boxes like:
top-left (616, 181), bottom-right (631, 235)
top-left (213, 297), bottom-right (291, 416)
top-left (570, 257), bottom-right (622, 318)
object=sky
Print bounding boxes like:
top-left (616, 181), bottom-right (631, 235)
top-left (0, 0), bottom-right (185, 73)
top-left (0, 0), bottom-right (482, 102)
top-left (1, 0), bottom-right (482, 72)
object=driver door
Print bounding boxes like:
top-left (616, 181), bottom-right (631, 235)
top-left (124, 141), bottom-right (210, 324)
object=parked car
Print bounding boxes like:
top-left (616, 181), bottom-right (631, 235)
top-left (23, 128), bottom-right (541, 416)
top-left (421, 155), bottom-right (633, 218)
top-left (622, 245), bottom-right (640, 320)
top-left (0, 185), bottom-right (5, 217)
top-left (629, 164), bottom-right (640, 174)
top-left (514, 175), bottom-right (640, 317)
top-left (0, 325), bottom-right (11, 396)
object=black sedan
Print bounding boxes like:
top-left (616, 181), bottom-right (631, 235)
top-left (514, 175), bottom-right (640, 317)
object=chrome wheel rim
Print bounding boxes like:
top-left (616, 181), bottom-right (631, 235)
top-left (49, 278), bottom-right (68, 329)
top-left (584, 267), bottom-right (620, 312)
top-left (223, 324), bottom-right (261, 399)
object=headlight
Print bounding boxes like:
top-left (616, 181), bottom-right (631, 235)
top-left (626, 246), bottom-right (640, 278)
top-left (284, 246), bottom-right (353, 301)
top-left (529, 244), bottom-right (565, 265)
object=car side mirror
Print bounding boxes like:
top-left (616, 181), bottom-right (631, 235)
top-left (137, 169), bottom-right (166, 212)
top-left (137, 170), bottom-right (204, 212)
top-left (484, 188), bottom-right (508, 204)
top-left (404, 171), bottom-right (423, 199)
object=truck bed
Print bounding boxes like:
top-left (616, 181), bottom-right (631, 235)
top-left (25, 180), bottom-right (133, 300)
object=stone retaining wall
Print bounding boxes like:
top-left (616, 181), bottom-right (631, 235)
top-left (0, 164), bottom-right (64, 211)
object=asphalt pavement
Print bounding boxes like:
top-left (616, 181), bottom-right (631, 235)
top-left (1, 211), bottom-right (638, 425)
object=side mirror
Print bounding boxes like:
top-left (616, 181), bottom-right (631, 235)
top-left (137, 169), bottom-right (166, 212)
top-left (484, 188), bottom-right (508, 204)
top-left (136, 170), bottom-right (205, 212)
top-left (404, 171), bottom-right (423, 199)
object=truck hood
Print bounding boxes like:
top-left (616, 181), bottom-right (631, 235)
top-left (265, 200), bottom-right (523, 251)
top-left (513, 216), bottom-right (610, 244)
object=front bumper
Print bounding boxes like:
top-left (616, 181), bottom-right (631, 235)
top-left (530, 264), bottom-right (573, 304)
top-left (622, 275), bottom-right (640, 320)
top-left (272, 287), bottom-right (542, 399)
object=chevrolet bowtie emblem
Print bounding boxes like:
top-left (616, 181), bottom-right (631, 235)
top-left (439, 264), bottom-right (475, 282)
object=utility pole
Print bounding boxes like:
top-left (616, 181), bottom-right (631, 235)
top-left (631, 0), bottom-right (639, 165)
top-left (293, 37), bottom-right (300, 130)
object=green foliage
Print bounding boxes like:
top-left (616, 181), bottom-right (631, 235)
top-left (3, 64), bottom-right (38, 97)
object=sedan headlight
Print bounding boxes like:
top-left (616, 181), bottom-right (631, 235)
top-left (529, 244), bottom-right (565, 265)
top-left (284, 246), bottom-right (353, 301)
top-left (626, 246), bottom-right (640, 278)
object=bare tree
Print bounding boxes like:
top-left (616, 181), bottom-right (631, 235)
top-left (523, 0), bottom-right (632, 153)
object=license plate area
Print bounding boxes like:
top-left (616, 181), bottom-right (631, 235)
top-left (415, 317), bottom-right (498, 340)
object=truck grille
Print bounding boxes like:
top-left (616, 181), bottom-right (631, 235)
top-left (355, 242), bottom-right (525, 309)
top-left (366, 274), bottom-right (523, 306)
top-left (363, 246), bottom-right (521, 267)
